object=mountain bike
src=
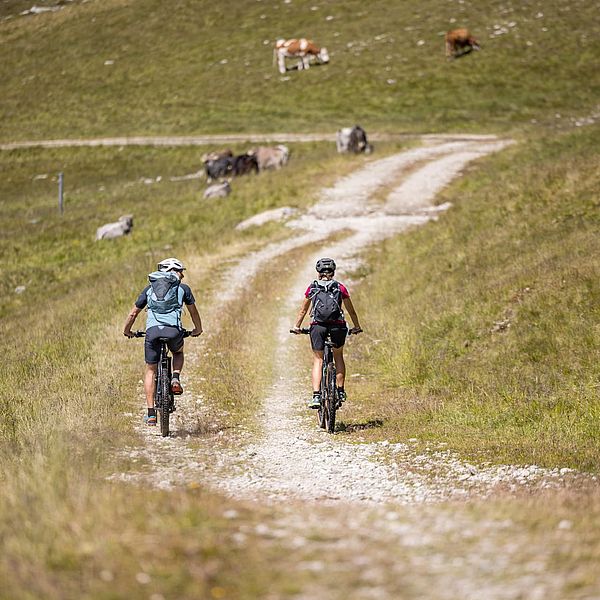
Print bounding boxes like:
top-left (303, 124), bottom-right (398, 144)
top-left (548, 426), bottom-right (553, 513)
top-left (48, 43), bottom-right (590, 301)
top-left (290, 327), bottom-right (353, 434)
top-left (132, 330), bottom-right (191, 437)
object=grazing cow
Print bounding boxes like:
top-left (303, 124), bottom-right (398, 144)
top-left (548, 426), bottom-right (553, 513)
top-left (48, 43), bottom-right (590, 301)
top-left (445, 28), bottom-right (481, 59)
top-left (274, 38), bottom-right (329, 74)
top-left (252, 145), bottom-right (290, 171)
top-left (95, 215), bottom-right (133, 241)
top-left (232, 153), bottom-right (259, 177)
top-left (204, 182), bottom-right (231, 199)
top-left (336, 126), bottom-right (373, 154)
top-left (204, 156), bottom-right (234, 182)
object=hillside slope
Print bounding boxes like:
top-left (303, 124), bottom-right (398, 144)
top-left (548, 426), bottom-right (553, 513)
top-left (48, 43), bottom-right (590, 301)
top-left (351, 124), bottom-right (600, 470)
top-left (1, 0), bottom-right (599, 139)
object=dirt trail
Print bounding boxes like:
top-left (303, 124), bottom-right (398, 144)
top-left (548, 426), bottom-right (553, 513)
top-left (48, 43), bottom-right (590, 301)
top-left (115, 136), bottom-right (580, 500)
top-left (111, 136), bottom-right (599, 599)
top-left (0, 132), bottom-right (497, 150)
top-left (198, 138), bottom-right (582, 504)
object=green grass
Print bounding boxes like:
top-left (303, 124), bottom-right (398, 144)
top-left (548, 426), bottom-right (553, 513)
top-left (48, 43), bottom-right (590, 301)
top-left (1, 0), bottom-right (599, 140)
top-left (349, 123), bottom-right (600, 470)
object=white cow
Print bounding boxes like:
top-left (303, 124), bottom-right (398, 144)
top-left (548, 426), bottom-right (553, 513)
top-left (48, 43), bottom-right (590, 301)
top-left (95, 215), bottom-right (133, 241)
top-left (274, 38), bottom-right (329, 74)
top-left (252, 145), bottom-right (290, 171)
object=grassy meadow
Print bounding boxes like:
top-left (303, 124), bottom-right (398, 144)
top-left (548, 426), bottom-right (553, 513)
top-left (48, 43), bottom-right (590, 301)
top-left (1, 0), bottom-right (600, 596)
top-left (347, 124), bottom-right (600, 470)
top-left (1, 0), bottom-right (599, 140)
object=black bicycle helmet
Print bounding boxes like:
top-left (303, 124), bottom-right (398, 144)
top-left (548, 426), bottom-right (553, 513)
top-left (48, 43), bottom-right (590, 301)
top-left (315, 257), bottom-right (336, 273)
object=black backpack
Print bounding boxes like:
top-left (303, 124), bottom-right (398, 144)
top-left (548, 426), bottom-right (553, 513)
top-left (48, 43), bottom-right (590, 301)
top-left (309, 280), bottom-right (343, 323)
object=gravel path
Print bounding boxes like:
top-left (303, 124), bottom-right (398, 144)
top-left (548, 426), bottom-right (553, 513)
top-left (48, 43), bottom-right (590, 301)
top-left (113, 136), bottom-right (589, 502)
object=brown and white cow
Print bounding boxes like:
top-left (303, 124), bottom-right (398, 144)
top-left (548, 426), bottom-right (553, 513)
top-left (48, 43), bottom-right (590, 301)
top-left (274, 38), bottom-right (329, 74)
top-left (252, 145), bottom-right (290, 171)
top-left (445, 28), bottom-right (481, 59)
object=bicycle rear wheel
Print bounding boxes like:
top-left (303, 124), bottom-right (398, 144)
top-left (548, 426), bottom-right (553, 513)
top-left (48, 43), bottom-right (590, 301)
top-left (158, 358), bottom-right (171, 437)
top-left (318, 359), bottom-right (327, 429)
top-left (324, 362), bottom-right (337, 434)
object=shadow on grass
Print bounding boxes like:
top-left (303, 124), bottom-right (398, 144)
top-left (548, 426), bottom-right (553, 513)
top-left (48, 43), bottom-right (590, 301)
top-left (285, 61), bottom-right (328, 72)
top-left (336, 419), bottom-right (384, 434)
top-left (449, 47), bottom-right (477, 60)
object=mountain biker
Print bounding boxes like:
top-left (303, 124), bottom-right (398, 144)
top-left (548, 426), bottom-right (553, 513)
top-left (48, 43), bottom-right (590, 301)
top-left (123, 257), bottom-right (203, 426)
top-left (291, 258), bottom-right (363, 409)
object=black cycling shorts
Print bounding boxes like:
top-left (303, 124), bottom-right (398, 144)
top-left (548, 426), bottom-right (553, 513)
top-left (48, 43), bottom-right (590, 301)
top-left (309, 323), bottom-right (348, 352)
top-left (144, 325), bottom-right (184, 364)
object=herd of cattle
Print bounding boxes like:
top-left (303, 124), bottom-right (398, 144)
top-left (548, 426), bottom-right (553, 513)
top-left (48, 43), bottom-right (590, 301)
top-left (200, 124), bottom-right (372, 198)
top-left (96, 27), bottom-right (480, 238)
top-left (96, 123), bottom-right (374, 237)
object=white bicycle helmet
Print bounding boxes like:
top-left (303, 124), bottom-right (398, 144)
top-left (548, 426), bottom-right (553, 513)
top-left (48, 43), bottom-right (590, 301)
top-left (157, 257), bottom-right (186, 272)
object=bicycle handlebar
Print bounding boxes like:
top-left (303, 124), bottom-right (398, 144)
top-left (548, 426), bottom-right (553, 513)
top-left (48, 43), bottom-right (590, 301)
top-left (128, 330), bottom-right (193, 338)
top-left (289, 327), bottom-right (360, 336)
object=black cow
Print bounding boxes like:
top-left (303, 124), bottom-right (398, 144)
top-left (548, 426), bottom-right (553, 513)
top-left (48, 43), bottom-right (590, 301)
top-left (232, 153), bottom-right (259, 177)
top-left (336, 125), bottom-right (373, 154)
top-left (204, 156), bottom-right (233, 182)
top-left (349, 125), bottom-right (373, 154)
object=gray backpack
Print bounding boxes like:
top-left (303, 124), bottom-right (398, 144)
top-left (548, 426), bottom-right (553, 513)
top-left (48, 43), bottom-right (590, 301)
top-left (146, 271), bottom-right (181, 315)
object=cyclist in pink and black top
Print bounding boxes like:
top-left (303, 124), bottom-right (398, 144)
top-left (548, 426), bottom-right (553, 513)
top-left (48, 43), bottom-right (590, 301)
top-left (292, 258), bottom-right (363, 409)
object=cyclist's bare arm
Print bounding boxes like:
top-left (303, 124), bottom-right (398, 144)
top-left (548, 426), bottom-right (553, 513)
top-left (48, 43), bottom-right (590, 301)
top-left (342, 297), bottom-right (363, 333)
top-left (123, 305), bottom-right (142, 337)
top-left (292, 297), bottom-right (312, 332)
top-left (187, 303), bottom-right (204, 336)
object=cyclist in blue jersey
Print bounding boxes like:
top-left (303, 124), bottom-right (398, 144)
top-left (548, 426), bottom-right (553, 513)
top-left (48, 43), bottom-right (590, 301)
top-left (123, 257), bottom-right (203, 425)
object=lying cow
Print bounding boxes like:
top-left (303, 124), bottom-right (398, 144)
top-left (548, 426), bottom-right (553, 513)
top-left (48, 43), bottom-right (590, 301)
top-left (445, 28), bottom-right (481, 59)
top-left (95, 214), bottom-right (133, 241)
top-left (204, 156), bottom-right (233, 182)
top-left (336, 126), bottom-right (373, 154)
top-left (274, 38), bottom-right (329, 74)
top-left (232, 153), bottom-right (259, 177)
top-left (204, 182), bottom-right (231, 199)
top-left (252, 145), bottom-right (290, 171)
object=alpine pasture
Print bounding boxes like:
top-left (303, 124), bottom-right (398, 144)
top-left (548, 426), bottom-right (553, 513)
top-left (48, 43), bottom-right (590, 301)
top-left (1, 0), bottom-right (600, 598)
